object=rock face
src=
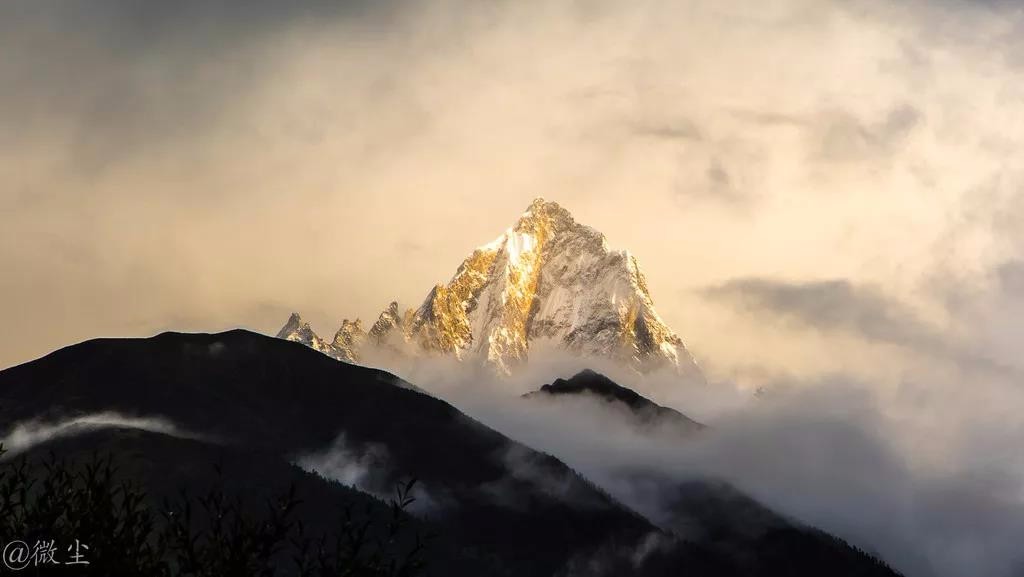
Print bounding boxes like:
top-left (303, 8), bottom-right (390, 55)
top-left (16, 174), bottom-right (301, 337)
top-left (331, 319), bottom-right (366, 363)
top-left (368, 301), bottom-right (411, 351)
top-left (277, 313), bottom-right (364, 363)
top-left (278, 198), bottom-right (703, 379)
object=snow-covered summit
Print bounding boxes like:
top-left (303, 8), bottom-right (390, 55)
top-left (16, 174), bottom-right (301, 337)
top-left (278, 198), bottom-right (702, 379)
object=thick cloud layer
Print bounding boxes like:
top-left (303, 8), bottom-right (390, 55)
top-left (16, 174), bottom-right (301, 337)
top-left (5, 2), bottom-right (1024, 575)
top-left (401, 357), bottom-right (1024, 577)
top-left (3, 0), bottom-right (1024, 384)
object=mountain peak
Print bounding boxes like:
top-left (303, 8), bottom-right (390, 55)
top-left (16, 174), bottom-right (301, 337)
top-left (520, 197), bottom-right (571, 223)
top-left (276, 312), bottom-right (304, 337)
top-left (538, 370), bottom-right (658, 408)
top-left (278, 200), bottom-right (703, 380)
top-left (527, 370), bottom-right (705, 434)
top-left (369, 301), bottom-right (411, 350)
top-left (512, 197), bottom-right (599, 242)
top-left (276, 312), bottom-right (310, 339)
top-left (276, 312), bottom-right (360, 363)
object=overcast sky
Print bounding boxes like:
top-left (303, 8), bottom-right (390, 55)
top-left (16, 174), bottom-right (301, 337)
top-left (3, 0), bottom-right (1024, 388)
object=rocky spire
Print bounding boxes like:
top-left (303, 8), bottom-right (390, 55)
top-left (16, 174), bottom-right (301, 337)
top-left (275, 312), bottom-right (305, 339)
top-left (276, 199), bottom-right (703, 381)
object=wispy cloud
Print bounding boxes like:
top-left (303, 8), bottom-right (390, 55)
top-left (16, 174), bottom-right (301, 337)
top-left (702, 277), bottom-right (1015, 377)
top-left (0, 412), bottom-right (207, 457)
top-left (294, 432), bottom-right (441, 513)
top-left (703, 278), bottom-right (940, 343)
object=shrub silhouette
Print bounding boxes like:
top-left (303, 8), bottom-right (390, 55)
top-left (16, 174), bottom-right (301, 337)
top-left (0, 445), bottom-right (427, 577)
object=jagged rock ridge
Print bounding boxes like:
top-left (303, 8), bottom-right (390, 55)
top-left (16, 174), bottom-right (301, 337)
top-left (279, 198), bottom-right (702, 378)
top-left (277, 313), bottom-right (365, 364)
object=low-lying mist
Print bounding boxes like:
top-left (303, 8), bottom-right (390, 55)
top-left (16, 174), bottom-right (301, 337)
top-left (365, 349), bottom-right (1024, 577)
top-left (0, 412), bottom-right (206, 457)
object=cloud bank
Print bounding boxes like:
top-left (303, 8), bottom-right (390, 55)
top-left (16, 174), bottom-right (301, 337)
top-left (408, 358), bottom-right (1024, 577)
top-left (2, 0), bottom-right (1024, 387)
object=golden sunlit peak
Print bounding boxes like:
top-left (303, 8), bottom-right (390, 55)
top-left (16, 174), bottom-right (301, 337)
top-left (520, 197), bottom-right (572, 225)
top-left (524, 196), bottom-right (562, 214)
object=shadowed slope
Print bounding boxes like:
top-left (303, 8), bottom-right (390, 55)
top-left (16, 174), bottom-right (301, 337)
top-left (0, 330), bottom-right (900, 577)
top-left (0, 330), bottom-right (658, 576)
top-left (525, 368), bottom-right (705, 435)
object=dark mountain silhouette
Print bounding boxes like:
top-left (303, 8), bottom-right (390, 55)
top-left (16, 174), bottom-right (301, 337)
top-left (618, 470), bottom-right (899, 575)
top-left (11, 426), bottom-right (483, 576)
top-left (0, 330), bottom-right (660, 576)
top-left (0, 330), bottom-right (900, 576)
top-left (525, 370), bottom-right (900, 576)
top-left (525, 368), bottom-right (705, 435)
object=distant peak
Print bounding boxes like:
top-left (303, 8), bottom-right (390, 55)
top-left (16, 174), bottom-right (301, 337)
top-left (544, 370), bottom-right (628, 398)
top-left (522, 197), bottom-right (568, 217)
top-left (276, 312), bottom-right (306, 338)
top-left (339, 318), bottom-right (363, 331)
top-left (528, 196), bottom-right (548, 208)
top-left (513, 198), bottom-right (577, 237)
top-left (277, 199), bottom-right (703, 380)
top-left (528, 370), bottom-right (706, 433)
